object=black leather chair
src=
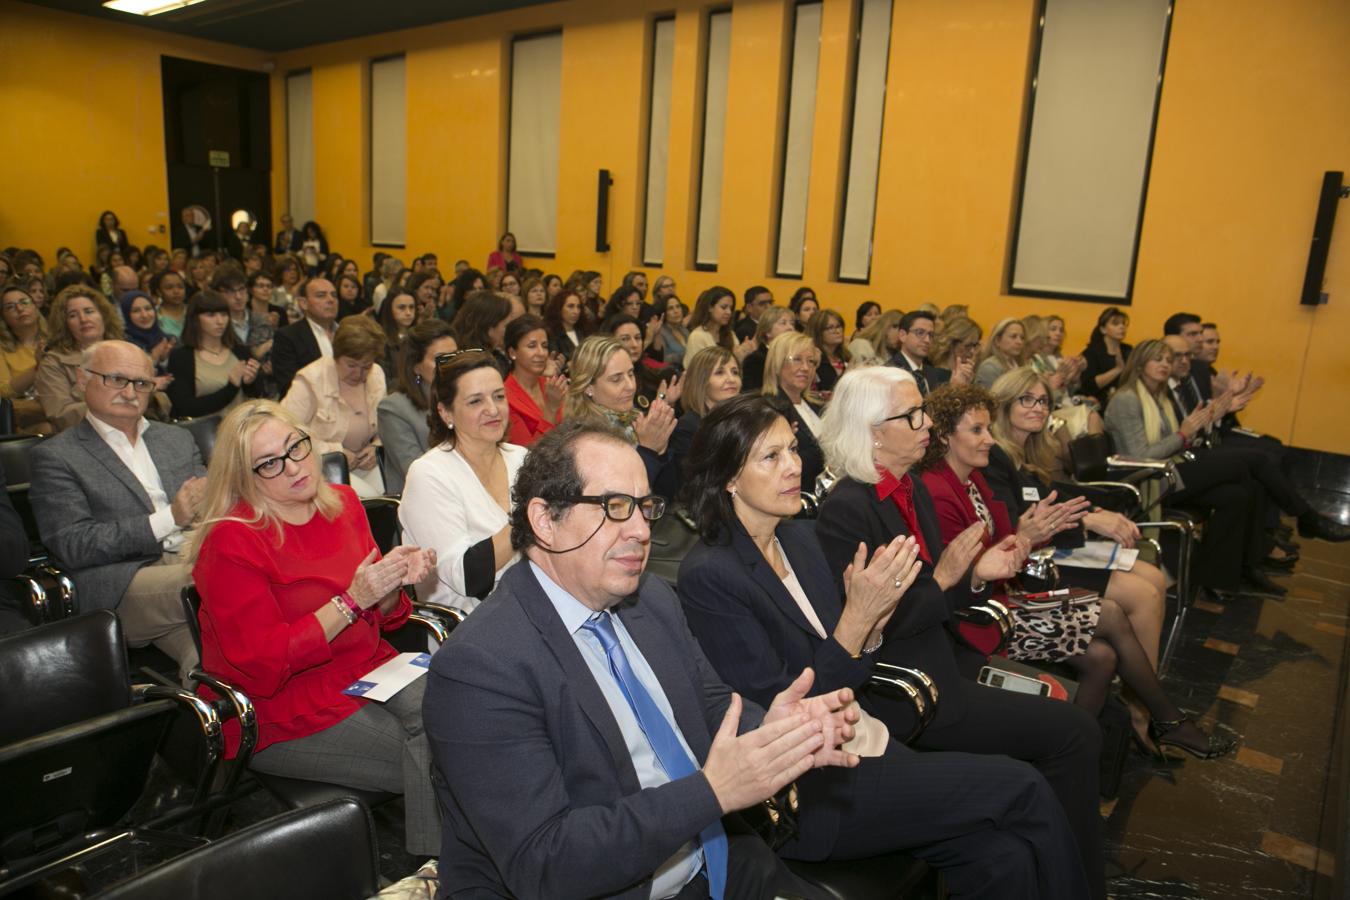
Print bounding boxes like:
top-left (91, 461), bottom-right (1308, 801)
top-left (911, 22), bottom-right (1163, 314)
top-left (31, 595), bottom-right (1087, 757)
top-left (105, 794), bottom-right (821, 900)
top-left (362, 496), bottom-right (402, 555)
top-left (173, 414), bottom-right (222, 465)
top-left (320, 451), bottom-right (350, 486)
top-left (180, 585), bottom-right (454, 813)
top-left (96, 798), bottom-right (380, 900)
top-left (0, 611), bottom-right (223, 894)
top-left (0, 433), bottom-right (77, 622)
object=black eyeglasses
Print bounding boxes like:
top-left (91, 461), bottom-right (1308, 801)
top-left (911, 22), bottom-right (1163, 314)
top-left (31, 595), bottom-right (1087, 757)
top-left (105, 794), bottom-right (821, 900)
top-left (83, 368), bottom-right (156, 393)
top-left (877, 403), bottom-right (928, 430)
top-left (1015, 394), bottom-right (1052, 410)
top-left (252, 435), bottom-right (313, 478)
top-left (568, 493), bottom-right (667, 522)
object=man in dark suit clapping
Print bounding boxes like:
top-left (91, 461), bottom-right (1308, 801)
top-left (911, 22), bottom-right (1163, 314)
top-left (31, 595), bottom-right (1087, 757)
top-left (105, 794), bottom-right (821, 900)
top-left (423, 422), bottom-right (859, 899)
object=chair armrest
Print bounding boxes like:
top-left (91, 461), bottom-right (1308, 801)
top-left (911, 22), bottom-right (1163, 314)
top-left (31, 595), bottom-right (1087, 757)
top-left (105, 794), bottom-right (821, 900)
top-left (412, 601), bottom-right (465, 630)
top-left (1106, 455), bottom-right (1172, 471)
top-left (1075, 480), bottom-right (1143, 509)
top-left (865, 664), bottom-right (939, 744)
top-left (36, 565), bottom-right (76, 618)
top-left (10, 571), bottom-right (50, 624)
top-left (406, 610), bottom-right (451, 645)
top-left (132, 683), bottom-right (224, 770)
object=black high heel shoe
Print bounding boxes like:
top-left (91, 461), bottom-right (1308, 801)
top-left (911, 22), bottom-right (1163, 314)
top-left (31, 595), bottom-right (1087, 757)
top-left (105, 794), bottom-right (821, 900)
top-left (1148, 716), bottom-right (1236, 761)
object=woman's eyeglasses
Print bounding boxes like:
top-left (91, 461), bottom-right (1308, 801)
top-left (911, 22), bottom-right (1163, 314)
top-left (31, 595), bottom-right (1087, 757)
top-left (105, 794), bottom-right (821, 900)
top-left (1015, 394), bottom-right (1052, 410)
top-left (568, 493), bottom-right (667, 522)
top-left (252, 435), bottom-right (313, 478)
top-left (876, 403), bottom-right (928, 430)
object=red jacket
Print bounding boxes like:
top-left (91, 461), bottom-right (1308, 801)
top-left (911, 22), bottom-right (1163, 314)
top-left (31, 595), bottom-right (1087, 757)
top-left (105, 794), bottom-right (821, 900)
top-left (504, 373), bottom-right (560, 447)
top-left (919, 460), bottom-right (1015, 549)
top-left (192, 485), bottom-right (411, 756)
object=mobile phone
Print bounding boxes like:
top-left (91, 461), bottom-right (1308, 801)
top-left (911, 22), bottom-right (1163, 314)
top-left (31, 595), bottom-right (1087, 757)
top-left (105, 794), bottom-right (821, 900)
top-left (978, 665), bottom-right (1051, 697)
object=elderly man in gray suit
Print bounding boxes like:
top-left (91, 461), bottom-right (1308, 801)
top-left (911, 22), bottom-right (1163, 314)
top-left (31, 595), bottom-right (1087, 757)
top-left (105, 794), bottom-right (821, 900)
top-left (424, 422), bottom-right (862, 900)
top-left (32, 340), bottom-right (207, 679)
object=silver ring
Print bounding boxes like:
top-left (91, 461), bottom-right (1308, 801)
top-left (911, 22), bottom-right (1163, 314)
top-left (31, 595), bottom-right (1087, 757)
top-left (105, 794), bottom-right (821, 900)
top-left (893, 579), bottom-right (904, 588)
top-left (658, 393), bottom-right (666, 400)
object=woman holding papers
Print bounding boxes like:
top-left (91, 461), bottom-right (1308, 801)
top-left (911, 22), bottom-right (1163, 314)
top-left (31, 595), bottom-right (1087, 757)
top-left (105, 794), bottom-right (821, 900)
top-left (190, 399), bottom-right (441, 855)
top-left (917, 380), bottom-right (1232, 761)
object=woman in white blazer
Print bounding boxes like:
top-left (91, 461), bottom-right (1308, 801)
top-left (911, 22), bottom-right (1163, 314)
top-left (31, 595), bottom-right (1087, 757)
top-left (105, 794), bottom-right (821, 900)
top-left (399, 350), bottom-right (527, 615)
top-left (281, 316), bottom-right (388, 498)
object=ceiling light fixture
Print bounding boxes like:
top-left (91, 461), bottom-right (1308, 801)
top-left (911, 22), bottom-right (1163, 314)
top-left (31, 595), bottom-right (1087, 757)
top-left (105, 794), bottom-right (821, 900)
top-left (103, 0), bottom-right (208, 16)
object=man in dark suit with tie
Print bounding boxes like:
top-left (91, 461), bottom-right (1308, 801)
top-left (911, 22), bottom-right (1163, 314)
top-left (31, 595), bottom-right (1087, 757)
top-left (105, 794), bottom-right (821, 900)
top-left (423, 422), bottom-right (861, 899)
top-left (273, 213), bottom-right (302, 255)
top-left (30, 341), bottom-right (207, 679)
top-left (887, 311), bottom-right (948, 395)
top-left (271, 277), bottom-right (338, 399)
top-left (1163, 335), bottom-right (1347, 542)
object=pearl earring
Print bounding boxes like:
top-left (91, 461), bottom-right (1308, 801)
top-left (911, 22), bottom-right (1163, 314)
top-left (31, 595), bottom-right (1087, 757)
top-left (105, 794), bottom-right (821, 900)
top-left (873, 440), bottom-right (881, 448)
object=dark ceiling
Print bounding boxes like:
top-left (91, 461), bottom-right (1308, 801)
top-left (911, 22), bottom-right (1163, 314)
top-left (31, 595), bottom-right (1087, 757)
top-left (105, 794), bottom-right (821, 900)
top-left (20, 0), bottom-right (557, 52)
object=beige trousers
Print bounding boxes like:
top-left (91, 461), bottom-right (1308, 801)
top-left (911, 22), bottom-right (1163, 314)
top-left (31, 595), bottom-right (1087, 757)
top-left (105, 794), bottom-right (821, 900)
top-left (119, 551), bottom-right (199, 683)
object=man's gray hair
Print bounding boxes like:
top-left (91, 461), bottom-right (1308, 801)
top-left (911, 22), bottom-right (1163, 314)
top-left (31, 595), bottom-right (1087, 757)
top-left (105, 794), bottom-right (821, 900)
top-left (819, 366), bottom-right (917, 484)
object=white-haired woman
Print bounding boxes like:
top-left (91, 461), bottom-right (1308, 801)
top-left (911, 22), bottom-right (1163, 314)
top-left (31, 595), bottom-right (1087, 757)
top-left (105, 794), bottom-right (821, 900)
top-left (813, 365), bottom-right (1108, 900)
top-left (190, 399), bottom-right (439, 855)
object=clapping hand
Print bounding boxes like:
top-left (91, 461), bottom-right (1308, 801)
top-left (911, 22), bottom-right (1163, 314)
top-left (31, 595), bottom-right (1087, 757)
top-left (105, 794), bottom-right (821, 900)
top-left (763, 668), bottom-right (861, 770)
top-left (656, 373), bottom-right (683, 406)
top-left (634, 397), bottom-right (676, 454)
top-left (932, 521), bottom-right (986, 590)
top-left (973, 535), bottom-right (1027, 584)
top-left (842, 536), bottom-right (921, 631)
top-left (1016, 491), bottom-right (1090, 545)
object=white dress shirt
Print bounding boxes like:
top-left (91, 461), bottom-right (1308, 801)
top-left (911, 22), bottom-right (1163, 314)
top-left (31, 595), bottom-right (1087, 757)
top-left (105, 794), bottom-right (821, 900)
top-left (398, 442), bottom-right (528, 613)
top-left (531, 562), bottom-right (703, 900)
top-left (307, 316), bottom-right (334, 359)
top-left (85, 413), bottom-right (183, 552)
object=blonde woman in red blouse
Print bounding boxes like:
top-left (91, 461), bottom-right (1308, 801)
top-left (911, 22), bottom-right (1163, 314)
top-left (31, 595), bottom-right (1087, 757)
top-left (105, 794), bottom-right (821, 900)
top-left (190, 399), bottom-right (440, 855)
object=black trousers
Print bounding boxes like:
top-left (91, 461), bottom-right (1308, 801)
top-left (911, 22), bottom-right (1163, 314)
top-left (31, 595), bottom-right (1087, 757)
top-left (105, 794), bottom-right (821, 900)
top-left (901, 680), bottom-right (1106, 900)
top-left (1174, 452), bottom-right (1269, 590)
top-left (674, 833), bottom-right (828, 900)
top-left (784, 745), bottom-right (1091, 900)
top-left (1207, 446), bottom-right (1310, 519)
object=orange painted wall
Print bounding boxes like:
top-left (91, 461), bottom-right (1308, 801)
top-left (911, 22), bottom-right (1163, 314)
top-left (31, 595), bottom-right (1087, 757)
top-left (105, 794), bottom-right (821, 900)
top-left (1, 0), bottom-right (1345, 450)
top-left (0, 0), bottom-right (268, 260)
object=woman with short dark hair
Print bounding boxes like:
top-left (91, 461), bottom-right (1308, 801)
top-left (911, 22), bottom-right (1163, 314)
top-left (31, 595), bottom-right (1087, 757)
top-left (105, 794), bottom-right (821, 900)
top-left (677, 393), bottom-right (1094, 899)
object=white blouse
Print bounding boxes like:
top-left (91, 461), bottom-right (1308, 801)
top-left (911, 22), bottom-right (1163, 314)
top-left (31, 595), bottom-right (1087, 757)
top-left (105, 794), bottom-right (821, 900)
top-left (398, 442), bottom-right (529, 614)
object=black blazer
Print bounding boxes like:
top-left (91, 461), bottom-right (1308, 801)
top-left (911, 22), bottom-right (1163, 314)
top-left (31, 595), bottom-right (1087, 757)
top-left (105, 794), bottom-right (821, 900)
top-left (1079, 340), bottom-right (1132, 407)
top-left (549, 329), bottom-right (579, 362)
top-left (654, 410), bottom-right (700, 500)
top-left (815, 475), bottom-right (990, 727)
top-left (164, 344), bottom-right (262, 418)
top-left (270, 318), bottom-right (324, 399)
top-left (423, 561), bottom-right (760, 898)
top-left (887, 353), bottom-right (948, 396)
top-left (982, 444), bottom-right (1086, 551)
top-left (814, 356), bottom-right (841, 396)
top-left (94, 227), bottom-right (130, 257)
top-left (678, 519), bottom-right (889, 861)
top-left (782, 399), bottom-right (825, 496)
top-left (740, 346), bottom-right (768, 393)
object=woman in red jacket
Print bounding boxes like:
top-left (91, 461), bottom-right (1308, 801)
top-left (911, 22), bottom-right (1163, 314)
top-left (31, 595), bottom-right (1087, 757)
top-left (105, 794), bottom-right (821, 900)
top-left (190, 399), bottom-right (440, 854)
top-left (916, 382), bottom-right (1232, 761)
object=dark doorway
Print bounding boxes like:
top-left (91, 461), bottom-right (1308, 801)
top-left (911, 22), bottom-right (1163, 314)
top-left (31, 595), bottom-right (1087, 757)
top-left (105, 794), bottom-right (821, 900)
top-left (161, 56), bottom-right (271, 259)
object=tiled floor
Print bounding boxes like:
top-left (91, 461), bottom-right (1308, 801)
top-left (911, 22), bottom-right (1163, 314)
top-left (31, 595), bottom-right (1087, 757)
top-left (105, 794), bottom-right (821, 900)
top-left (1102, 492), bottom-right (1350, 899)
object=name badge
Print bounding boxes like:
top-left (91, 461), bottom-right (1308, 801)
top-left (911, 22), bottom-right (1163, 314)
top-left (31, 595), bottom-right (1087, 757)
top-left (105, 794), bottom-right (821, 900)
top-left (1022, 487), bottom-right (1041, 502)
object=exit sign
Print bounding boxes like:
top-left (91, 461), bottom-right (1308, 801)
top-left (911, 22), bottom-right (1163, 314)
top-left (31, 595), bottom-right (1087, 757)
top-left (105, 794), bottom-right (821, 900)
top-left (208, 150), bottom-right (230, 167)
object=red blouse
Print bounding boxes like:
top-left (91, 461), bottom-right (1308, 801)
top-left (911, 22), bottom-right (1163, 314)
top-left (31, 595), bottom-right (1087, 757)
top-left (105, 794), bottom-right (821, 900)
top-left (919, 460), bottom-right (1015, 550)
top-left (504, 373), bottom-right (560, 447)
top-left (192, 484), bottom-right (411, 756)
top-left (873, 469), bottom-right (933, 564)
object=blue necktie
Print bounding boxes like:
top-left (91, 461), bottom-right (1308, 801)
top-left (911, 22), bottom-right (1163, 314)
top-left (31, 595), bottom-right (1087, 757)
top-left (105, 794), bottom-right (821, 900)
top-left (582, 613), bottom-right (728, 900)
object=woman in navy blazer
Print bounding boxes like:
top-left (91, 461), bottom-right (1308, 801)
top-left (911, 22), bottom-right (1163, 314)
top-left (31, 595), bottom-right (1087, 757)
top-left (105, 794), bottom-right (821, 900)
top-left (812, 366), bottom-right (1109, 899)
top-left (676, 394), bottom-right (1092, 900)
